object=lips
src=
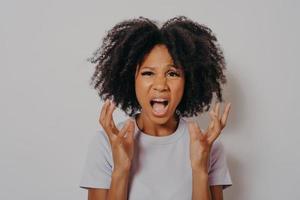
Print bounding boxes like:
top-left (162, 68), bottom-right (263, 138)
top-left (149, 98), bottom-right (169, 117)
top-left (150, 99), bottom-right (168, 106)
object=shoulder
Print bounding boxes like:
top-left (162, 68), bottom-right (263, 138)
top-left (179, 117), bottom-right (189, 130)
top-left (211, 138), bottom-right (225, 155)
top-left (87, 126), bottom-right (113, 154)
top-left (209, 138), bottom-right (227, 167)
top-left (93, 128), bottom-right (110, 147)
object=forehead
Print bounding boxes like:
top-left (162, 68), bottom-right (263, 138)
top-left (138, 44), bottom-right (181, 70)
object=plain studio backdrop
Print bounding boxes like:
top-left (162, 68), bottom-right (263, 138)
top-left (0, 0), bottom-right (299, 199)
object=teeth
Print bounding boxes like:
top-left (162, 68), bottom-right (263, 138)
top-left (150, 98), bottom-right (169, 106)
top-left (151, 98), bottom-right (168, 102)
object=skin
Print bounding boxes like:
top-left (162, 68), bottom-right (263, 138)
top-left (134, 44), bottom-right (185, 136)
top-left (89, 44), bottom-right (232, 200)
top-left (189, 101), bottom-right (231, 200)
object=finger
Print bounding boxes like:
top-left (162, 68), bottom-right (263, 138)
top-left (103, 99), bottom-right (111, 129)
top-left (110, 120), bottom-right (118, 133)
top-left (209, 120), bottom-right (214, 129)
top-left (193, 122), bottom-right (205, 140)
top-left (99, 99), bottom-right (109, 126)
top-left (125, 120), bottom-right (135, 142)
top-left (188, 121), bottom-right (205, 141)
top-left (221, 102), bottom-right (231, 128)
top-left (192, 122), bottom-right (204, 135)
top-left (209, 110), bottom-right (220, 128)
top-left (211, 102), bottom-right (218, 120)
top-left (109, 103), bottom-right (119, 133)
top-left (188, 121), bottom-right (198, 140)
top-left (215, 102), bottom-right (221, 120)
top-left (105, 100), bottom-right (117, 133)
top-left (205, 119), bottom-right (214, 132)
top-left (207, 111), bottom-right (221, 143)
top-left (100, 99), bottom-right (115, 138)
top-left (213, 102), bottom-right (217, 114)
top-left (117, 120), bottom-right (130, 140)
top-left (204, 119), bottom-right (213, 135)
top-left (100, 100), bottom-right (117, 142)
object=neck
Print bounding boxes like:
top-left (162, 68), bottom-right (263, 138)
top-left (135, 112), bottom-right (179, 137)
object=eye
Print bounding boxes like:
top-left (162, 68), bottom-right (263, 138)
top-left (167, 71), bottom-right (180, 77)
top-left (141, 71), bottom-right (153, 76)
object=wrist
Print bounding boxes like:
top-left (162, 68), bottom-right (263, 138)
top-left (192, 168), bottom-right (209, 176)
top-left (113, 168), bottom-right (131, 178)
top-left (191, 161), bottom-right (209, 173)
top-left (113, 162), bottom-right (132, 173)
top-left (191, 157), bottom-right (210, 174)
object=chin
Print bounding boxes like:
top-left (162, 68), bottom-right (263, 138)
top-left (146, 110), bottom-right (175, 125)
top-left (150, 117), bottom-right (169, 125)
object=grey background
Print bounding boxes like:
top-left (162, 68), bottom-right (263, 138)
top-left (1, 0), bottom-right (299, 199)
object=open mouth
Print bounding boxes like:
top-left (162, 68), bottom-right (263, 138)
top-left (150, 100), bottom-right (168, 107)
top-left (149, 99), bottom-right (169, 116)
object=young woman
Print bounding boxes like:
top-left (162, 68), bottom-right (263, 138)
top-left (80, 16), bottom-right (232, 200)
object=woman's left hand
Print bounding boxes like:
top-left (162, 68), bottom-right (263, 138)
top-left (188, 102), bottom-right (231, 173)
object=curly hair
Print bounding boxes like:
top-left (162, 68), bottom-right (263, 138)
top-left (88, 16), bottom-right (227, 117)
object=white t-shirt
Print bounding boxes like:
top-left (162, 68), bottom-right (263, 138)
top-left (79, 116), bottom-right (232, 199)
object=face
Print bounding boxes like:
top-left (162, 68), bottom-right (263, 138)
top-left (135, 44), bottom-right (185, 125)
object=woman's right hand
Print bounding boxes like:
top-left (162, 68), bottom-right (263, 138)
top-left (99, 99), bottom-right (135, 173)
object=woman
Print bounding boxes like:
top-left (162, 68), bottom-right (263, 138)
top-left (80, 16), bottom-right (232, 200)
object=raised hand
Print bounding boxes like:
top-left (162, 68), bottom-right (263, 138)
top-left (99, 99), bottom-right (135, 173)
top-left (188, 102), bottom-right (231, 173)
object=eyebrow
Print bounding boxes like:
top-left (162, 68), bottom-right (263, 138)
top-left (141, 64), bottom-right (178, 70)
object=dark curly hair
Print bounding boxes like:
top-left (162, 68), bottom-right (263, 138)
top-left (88, 16), bottom-right (227, 117)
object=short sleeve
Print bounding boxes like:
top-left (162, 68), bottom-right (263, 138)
top-left (79, 129), bottom-right (113, 189)
top-left (208, 139), bottom-right (232, 189)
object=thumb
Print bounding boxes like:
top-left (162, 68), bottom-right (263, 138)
top-left (125, 119), bottom-right (135, 142)
top-left (188, 121), bottom-right (198, 140)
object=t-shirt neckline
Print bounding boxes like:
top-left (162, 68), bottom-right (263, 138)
top-left (130, 113), bottom-right (186, 145)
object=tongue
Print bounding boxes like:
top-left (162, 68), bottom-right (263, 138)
top-left (152, 102), bottom-right (167, 114)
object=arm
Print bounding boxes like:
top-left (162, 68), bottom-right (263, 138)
top-left (88, 189), bottom-right (108, 200)
top-left (192, 170), bottom-right (211, 200)
top-left (189, 102), bottom-right (231, 200)
top-left (87, 169), bottom-right (130, 200)
top-left (191, 172), bottom-right (224, 200)
top-left (106, 170), bottom-right (130, 200)
top-left (210, 185), bottom-right (223, 200)
top-left (97, 100), bottom-right (135, 200)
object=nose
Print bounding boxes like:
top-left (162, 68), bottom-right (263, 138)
top-left (153, 75), bottom-right (168, 92)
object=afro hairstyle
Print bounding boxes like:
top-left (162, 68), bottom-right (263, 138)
top-left (88, 16), bottom-right (227, 117)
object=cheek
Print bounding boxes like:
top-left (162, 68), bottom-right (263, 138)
top-left (171, 81), bottom-right (185, 101)
top-left (135, 78), bottom-right (149, 103)
top-left (135, 77), bottom-right (152, 91)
